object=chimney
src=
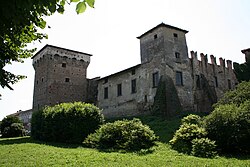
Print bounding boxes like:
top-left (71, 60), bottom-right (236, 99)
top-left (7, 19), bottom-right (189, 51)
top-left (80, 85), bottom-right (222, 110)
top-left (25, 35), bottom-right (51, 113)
top-left (219, 57), bottom-right (225, 67)
top-left (210, 55), bottom-right (217, 65)
top-left (226, 60), bottom-right (232, 69)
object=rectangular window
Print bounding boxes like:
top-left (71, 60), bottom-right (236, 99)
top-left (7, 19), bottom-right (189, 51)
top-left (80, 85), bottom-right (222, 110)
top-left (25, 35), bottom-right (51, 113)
top-left (196, 75), bottom-right (200, 88)
top-left (214, 76), bottom-right (218, 87)
top-left (173, 33), bottom-right (178, 38)
top-left (117, 84), bottom-right (122, 96)
top-left (175, 52), bottom-right (180, 59)
top-left (62, 63), bottom-right (66, 68)
top-left (228, 79), bottom-right (231, 89)
top-left (131, 69), bottom-right (136, 75)
top-left (104, 78), bottom-right (108, 84)
top-left (65, 78), bottom-right (70, 82)
top-left (153, 72), bottom-right (159, 88)
top-left (131, 79), bottom-right (137, 93)
top-left (104, 87), bottom-right (108, 99)
top-left (176, 71), bottom-right (183, 86)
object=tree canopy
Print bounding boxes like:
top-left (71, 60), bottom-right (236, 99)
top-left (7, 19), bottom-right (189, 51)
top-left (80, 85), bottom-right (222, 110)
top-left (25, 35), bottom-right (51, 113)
top-left (0, 0), bottom-right (94, 90)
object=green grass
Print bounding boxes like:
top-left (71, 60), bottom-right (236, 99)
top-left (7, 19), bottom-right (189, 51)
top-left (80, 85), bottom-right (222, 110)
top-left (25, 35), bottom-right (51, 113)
top-left (0, 116), bottom-right (249, 167)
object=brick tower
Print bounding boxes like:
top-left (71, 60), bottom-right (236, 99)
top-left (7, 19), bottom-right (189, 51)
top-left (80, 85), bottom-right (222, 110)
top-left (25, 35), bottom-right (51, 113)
top-left (32, 45), bottom-right (91, 111)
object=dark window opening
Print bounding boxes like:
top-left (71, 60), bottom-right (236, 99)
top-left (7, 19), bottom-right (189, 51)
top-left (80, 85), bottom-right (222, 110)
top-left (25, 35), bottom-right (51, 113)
top-left (117, 84), bottom-right (122, 96)
top-left (144, 95), bottom-right (148, 103)
top-left (175, 52), bottom-right (180, 59)
top-left (153, 72), bottom-right (159, 88)
top-left (36, 80), bottom-right (38, 84)
top-left (176, 71), bottom-right (183, 86)
top-left (154, 34), bottom-right (158, 39)
top-left (173, 33), bottom-right (178, 38)
top-left (214, 76), bottom-right (218, 87)
top-left (104, 78), bottom-right (108, 84)
top-left (41, 78), bottom-right (44, 82)
top-left (62, 63), bottom-right (66, 68)
top-left (228, 79), bottom-right (231, 89)
top-left (65, 78), bottom-right (70, 82)
top-left (104, 87), bottom-right (108, 99)
top-left (131, 79), bottom-right (137, 93)
top-left (132, 69), bottom-right (136, 75)
top-left (196, 75), bottom-right (200, 88)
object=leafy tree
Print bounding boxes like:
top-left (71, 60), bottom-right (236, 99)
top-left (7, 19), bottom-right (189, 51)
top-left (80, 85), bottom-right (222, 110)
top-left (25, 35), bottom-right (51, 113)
top-left (233, 62), bottom-right (250, 82)
top-left (1, 115), bottom-right (25, 138)
top-left (0, 0), bottom-right (95, 90)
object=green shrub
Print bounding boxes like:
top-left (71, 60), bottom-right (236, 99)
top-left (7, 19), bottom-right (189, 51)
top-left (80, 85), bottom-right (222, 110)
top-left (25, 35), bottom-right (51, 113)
top-left (169, 123), bottom-right (207, 154)
top-left (31, 102), bottom-right (104, 144)
top-left (181, 114), bottom-right (201, 125)
top-left (214, 81), bottom-right (250, 107)
top-left (191, 138), bottom-right (217, 158)
top-left (83, 118), bottom-right (158, 151)
top-left (203, 101), bottom-right (250, 153)
top-left (1, 116), bottom-right (25, 138)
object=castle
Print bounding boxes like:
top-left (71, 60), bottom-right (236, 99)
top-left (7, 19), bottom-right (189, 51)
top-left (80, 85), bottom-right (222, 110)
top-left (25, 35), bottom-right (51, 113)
top-left (14, 23), bottom-right (245, 127)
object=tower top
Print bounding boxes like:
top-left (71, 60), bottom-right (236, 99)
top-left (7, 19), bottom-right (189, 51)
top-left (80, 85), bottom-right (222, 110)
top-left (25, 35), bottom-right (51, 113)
top-left (241, 48), bottom-right (250, 63)
top-left (137, 23), bottom-right (188, 39)
top-left (32, 44), bottom-right (92, 64)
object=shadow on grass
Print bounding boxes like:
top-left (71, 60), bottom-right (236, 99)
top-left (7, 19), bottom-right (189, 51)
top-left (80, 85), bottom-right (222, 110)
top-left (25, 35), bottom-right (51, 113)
top-left (0, 136), bottom-right (81, 149)
top-left (95, 147), bottom-right (155, 156)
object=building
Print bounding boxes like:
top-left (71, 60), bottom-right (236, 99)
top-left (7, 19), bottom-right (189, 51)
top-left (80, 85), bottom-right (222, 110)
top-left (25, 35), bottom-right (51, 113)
top-left (17, 23), bottom-right (244, 121)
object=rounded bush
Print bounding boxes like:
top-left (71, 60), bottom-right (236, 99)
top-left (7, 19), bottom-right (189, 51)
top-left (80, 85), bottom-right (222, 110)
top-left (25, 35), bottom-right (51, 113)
top-left (83, 118), bottom-right (158, 151)
top-left (181, 114), bottom-right (201, 125)
top-left (191, 138), bottom-right (217, 158)
top-left (1, 116), bottom-right (25, 138)
top-left (203, 101), bottom-right (250, 153)
top-left (169, 123), bottom-right (207, 154)
top-left (31, 102), bottom-right (104, 144)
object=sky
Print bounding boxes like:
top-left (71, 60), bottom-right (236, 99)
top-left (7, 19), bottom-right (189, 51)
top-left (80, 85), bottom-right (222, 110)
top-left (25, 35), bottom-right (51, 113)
top-left (1, 0), bottom-right (250, 120)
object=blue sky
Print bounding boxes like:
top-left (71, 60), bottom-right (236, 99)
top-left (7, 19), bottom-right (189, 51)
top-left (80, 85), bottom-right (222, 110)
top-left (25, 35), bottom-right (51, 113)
top-left (1, 0), bottom-right (250, 120)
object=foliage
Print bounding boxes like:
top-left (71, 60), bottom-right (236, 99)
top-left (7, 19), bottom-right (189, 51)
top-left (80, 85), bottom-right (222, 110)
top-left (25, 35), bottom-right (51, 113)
top-left (191, 138), bottom-right (217, 158)
top-left (203, 101), bottom-right (250, 153)
top-left (0, 116), bottom-right (25, 138)
top-left (0, 0), bottom-right (95, 90)
top-left (233, 62), bottom-right (250, 82)
top-left (214, 81), bottom-right (250, 107)
top-left (181, 114), bottom-right (201, 125)
top-left (83, 118), bottom-right (158, 151)
top-left (169, 123), bottom-right (207, 154)
top-left (31, 102), bottom-right (104, 144)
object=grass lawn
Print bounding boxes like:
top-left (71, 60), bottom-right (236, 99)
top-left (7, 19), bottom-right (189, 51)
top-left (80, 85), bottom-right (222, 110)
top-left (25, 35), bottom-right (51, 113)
top-left (0, 116), bottom-right (249, 167)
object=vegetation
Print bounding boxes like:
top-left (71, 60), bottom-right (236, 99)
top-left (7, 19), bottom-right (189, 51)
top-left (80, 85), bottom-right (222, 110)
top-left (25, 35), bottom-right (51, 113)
top-left (191, 138), bottom-right (217, 158)
top-left (84, 118), bottom-right (158, 151)
top-left (31, 102), bottom-right (104, 144)
top-left (0, 116), bottom-right (249, 167)
top-left (0, 0), bottom-right (94, 91)
top-left (233, 62), bottom-right (250, 82)
top-left (0, 116), bottom-right (25, 138)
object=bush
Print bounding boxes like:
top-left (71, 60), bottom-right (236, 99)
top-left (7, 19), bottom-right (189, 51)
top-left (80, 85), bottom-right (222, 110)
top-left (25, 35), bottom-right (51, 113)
top-left (31, 102), bottom-right (104, 144)
top-left (181, 114), bottom-right (201, 125)
top-left (169, 123), bottom-right (207, 154)
top-left (1, 116), bottom-right (25, 138)
top-left (214, 81), bottom-right (250, 107)
top-left (203, 101), bottom-right (250, 153)
top-left (83, 118), bottom-right (158, 151)
top-left (191, 138), bottom-right (217, 158)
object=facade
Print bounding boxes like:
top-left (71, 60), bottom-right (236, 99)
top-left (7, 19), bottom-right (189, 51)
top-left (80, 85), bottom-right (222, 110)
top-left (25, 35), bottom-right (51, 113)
top-left (27, 23), bottom-right (241, 118)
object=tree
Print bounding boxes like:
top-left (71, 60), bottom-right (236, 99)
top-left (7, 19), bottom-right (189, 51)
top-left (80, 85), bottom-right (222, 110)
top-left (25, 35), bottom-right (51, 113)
top-left (0, 0), bottom-right (95, 91)
top-left (1, 115), bottom-right (25, 138)
top-left (233, 62), bottom-right (250, 82)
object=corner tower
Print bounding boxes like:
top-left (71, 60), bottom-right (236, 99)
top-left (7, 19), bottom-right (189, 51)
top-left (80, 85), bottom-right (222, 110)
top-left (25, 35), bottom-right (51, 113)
top-left (32, 45), bottom-right (91, 111)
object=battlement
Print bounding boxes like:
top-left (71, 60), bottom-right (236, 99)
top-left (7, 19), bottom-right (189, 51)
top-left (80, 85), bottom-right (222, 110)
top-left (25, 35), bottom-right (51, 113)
top-left (32, 44), bottom-right (92, 64)
top-left (190, 51), bottom-right (233, 69)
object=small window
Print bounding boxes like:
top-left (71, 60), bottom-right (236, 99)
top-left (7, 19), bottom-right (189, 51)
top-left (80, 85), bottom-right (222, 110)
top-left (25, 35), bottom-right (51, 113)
top-left (104, 78), bottom-right (108, 84)
top-left (65, 78), bottom-right (70, 82)
top-left (196, 75), bottom-right (200, 88)
top-left (173, 33), bottom-right (178, 38)
top-left (41, 78), bottom-right (44, 82)
top-left (117, 84), bottom-right (122, 96)
top-left (131, 69), bottom-right (136, 75)
top-left (36, 80), bottom-right (38, 84)
top-left (214, 76), bottom-right (218, 87)
top-left (175, 52), bottom-right (180, 59)
top-left (153, 72), bottom-right (159, 88)
top-left (228, 79), bottom-right (231, 89)
top-left (176, 71), bottom-right (183, 86)
top-left (154, 34), bottom-right (158, 39)
top-left (62, 63), bottom-right (66, 68)
top-left (131, 79), bottom-right (137, 93)
top-left (104, 87), bottom-right (108, 99)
